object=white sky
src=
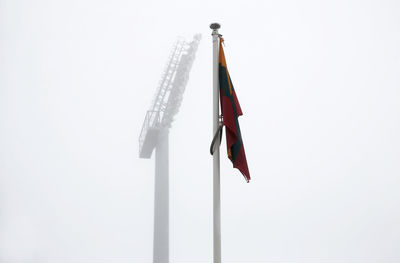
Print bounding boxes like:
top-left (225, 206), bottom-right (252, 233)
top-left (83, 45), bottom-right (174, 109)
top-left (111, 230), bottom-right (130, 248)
top-left (1, 0), bottom-right (400, 262)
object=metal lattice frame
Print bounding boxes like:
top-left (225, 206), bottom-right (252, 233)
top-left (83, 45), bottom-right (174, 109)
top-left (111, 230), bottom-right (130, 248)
top-left (139, 34), bottom-right (201, 158)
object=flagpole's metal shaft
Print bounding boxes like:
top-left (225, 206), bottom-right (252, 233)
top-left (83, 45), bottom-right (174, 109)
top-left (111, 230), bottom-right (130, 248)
top-left (210, 22), bottom-right (221, 263)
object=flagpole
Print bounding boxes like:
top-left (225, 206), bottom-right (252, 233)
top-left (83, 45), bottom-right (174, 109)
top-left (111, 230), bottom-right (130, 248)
top-left (210, 22), bottom-right (221, 263)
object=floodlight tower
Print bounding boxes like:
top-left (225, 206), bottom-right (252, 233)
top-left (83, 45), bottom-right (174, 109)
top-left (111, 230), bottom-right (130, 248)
top-left (139, 34), bottom-right (201, 263)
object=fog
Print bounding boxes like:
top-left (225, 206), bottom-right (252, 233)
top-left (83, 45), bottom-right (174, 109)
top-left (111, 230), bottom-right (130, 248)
top-left (1, 0), bottom-right (400, 262)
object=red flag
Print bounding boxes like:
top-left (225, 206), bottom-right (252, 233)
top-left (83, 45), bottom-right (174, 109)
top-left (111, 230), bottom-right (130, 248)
top-left (218, 38), bottom-right (250, 182)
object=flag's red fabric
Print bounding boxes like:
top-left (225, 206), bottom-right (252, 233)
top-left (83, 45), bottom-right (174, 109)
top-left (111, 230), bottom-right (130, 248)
top-left (218, 38), bottom-right (250, 182)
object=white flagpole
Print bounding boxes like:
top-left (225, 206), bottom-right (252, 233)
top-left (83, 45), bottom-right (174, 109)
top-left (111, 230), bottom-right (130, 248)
top-left (210, 22), bottom-right (221, 263)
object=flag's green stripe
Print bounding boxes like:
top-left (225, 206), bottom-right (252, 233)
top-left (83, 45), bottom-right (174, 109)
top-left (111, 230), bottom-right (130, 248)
top-left (219, 64), bottom-right (231, 97)
top-left (230, 116), bottom-right (243, 162)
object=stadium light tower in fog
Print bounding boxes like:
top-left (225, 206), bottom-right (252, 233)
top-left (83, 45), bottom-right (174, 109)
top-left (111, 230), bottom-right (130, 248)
top-left (139, 34), bottom-right (201, 263)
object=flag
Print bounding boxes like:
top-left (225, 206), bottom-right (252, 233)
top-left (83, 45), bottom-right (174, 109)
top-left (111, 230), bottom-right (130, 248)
top-left (218, 38), bottom-right (250, 182)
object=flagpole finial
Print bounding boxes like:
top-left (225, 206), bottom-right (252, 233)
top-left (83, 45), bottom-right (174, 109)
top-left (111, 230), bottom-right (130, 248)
top-left (210, 23), bottom-right (221, 30)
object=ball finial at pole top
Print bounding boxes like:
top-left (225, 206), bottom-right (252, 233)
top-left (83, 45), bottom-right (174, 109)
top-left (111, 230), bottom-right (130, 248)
top-left (210, 23), bottom-right (221, 30)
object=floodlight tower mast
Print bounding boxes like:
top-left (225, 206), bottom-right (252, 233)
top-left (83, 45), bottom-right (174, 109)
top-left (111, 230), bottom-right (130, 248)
top-left (139, 34), bottom-right (201, 263)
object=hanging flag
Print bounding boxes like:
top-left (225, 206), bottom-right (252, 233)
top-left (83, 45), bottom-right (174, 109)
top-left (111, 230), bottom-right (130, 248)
top-left (218, 38), bottom-right (250, 182)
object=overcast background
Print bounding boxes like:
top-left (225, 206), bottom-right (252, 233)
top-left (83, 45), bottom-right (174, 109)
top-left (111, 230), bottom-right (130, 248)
top-left (1, 0), bottom-right (400, 262)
